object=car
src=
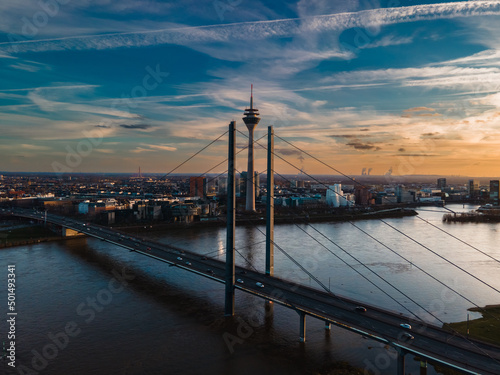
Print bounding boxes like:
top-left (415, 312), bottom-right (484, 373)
top-left (201, 256), bottom-right (207, 260)
top-left (401, 332), bottom-right (414, 341)
top-left (186, 262), bottom-right (192, 266)
top-left (207, 269), bottom-right (215, 274)
top-left (177, 257), bottom-right (183, 261)
top-left (146, 247), bottom-right (151, 251)
top-left (400, 323), bottom-right (412, 330)
top-left (256, 282), bottom-right (264, 288)
top-left (236, 279), bottom-right (244, 284)
top-left (355, 306), bottom-right (367, 312)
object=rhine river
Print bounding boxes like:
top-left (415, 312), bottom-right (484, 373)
top-left (1, 204), bottom-right (500, 375)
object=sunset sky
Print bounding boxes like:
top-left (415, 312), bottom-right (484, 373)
top-left (1, 0), bottom-right (500, 176)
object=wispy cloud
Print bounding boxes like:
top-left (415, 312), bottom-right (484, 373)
top-left (2, 2), bottom-right (500, 54)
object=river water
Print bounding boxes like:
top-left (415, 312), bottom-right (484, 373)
top-left (1, 204), bottom-right (499, 375)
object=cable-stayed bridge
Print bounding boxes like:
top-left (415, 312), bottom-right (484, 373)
top-left (9, 121), bottom-right (500, 375)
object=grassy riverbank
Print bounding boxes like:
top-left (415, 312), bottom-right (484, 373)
top-left (444, 305), bottom-right (500, 346)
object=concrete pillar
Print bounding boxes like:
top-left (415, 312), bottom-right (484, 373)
top-left (419, 359), bottom-right (427, 375)
top-left (397, 350), bottom-right (405, 375)
top-left (225, 121), bottom-right (236, 316)
top-left (265, 125), bottom-right (274, 276)
top-left (299, 312), bottom-right (306, 343)
top-left (325, 321), bottom-right (331, 331)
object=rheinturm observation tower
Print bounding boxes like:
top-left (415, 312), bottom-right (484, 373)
top-left (243, 85), bottom-right (260, 211)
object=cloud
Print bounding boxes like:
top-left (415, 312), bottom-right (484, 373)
top-left (147, 144), bottom-right (177, 151)
top-left (277, 148), bottom-right (302, 156)
top-left (404, 107), bottom-right (435, 112)
top-left (130, 143), bottom-right (177, 153)
top-left (346, 141), bottom-right (381, 151)
top-left (2, 2), bottom-right (500, 54)
top-left (20, 144), bottom-right (50, 150)
top-left (119, 124), bottom-right (152, 129)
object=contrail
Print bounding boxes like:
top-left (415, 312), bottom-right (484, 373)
top-left (2, 1), bottom-right (500, 54)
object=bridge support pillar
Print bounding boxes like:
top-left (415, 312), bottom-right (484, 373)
top-left (419, 359), bottom-right (427, 375)
top-left (397, 350), bottom-right (405, 375)
top-left (224, 121), bottom-right (236, 317)
top-left (299, 312), bottom-right (306, 343)
top-left (265, 125), bottom-right (274, 276)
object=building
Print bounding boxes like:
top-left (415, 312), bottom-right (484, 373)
top-left (468, 179), bottom-right (480, 198)
top-left (355, 186), bottom-right (371, 205)
top-left (490, 180), bottom-right (499, 206)
top-left (326, 184), bottom-right (342, 207)
top-left (189, 177), bottom-right (206, 198)
top-left (396, 185), bottom-right (415, 203)
top-left (437, 178), bottom-right (446, 190)
top-left (242, 85), bottom-right (260, 211)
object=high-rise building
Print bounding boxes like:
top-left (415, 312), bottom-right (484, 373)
top-left (189, 177), bottom-right (206, 198)
top-left (326, 184), bottom-right (343, 207)
top-left (437, 178), bottom-right (446, 190)
top-left (242, 85), bottom-right (260, 211)
top-left (490, 180), bottom-right (499, 206)
top-left (468, 179), bottom-right (480, 198)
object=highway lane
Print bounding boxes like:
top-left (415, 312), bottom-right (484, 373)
top-left (8, 208), bottom-right (500, 374)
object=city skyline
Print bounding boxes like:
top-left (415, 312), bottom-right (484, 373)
top-left (1, 1), bottom-right (500, 176)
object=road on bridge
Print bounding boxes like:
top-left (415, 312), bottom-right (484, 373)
top-left (8, 207), bottom-right (500, 375)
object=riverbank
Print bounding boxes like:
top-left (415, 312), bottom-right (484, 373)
top-left (444, 305), bottom-right (500, 346)
top-left (0, 225), bottom-right (82, 249)
top-left (114, 208), bottom-right (418, 233)
top-left (443, 212), bottom-right (500, 223)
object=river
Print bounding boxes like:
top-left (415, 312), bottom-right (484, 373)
top-left (1, 204), bottom-right (499, 375)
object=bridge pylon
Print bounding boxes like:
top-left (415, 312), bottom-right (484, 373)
top-left (266, 125), bottom-right (274, 276)
top-left (224, 121), bottom-right (236, 316)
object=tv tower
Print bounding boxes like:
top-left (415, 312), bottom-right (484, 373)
top-left (242, 85), bottom-right (261, 211)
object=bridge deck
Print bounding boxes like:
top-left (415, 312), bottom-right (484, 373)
top-left (9, 208), bottom-right (500, 375)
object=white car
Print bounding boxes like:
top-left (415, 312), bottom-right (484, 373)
top-left (236, 279), bottom-right (244, 284)
top-left (256, 282), bottom-right (264, 288)
top-left (400, 323), bottom-right (412, 330)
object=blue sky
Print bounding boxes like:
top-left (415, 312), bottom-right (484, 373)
top-left (1, 0), bottom-right (500, 176)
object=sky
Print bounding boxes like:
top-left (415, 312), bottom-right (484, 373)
top-left (1, 0), bottom-right (500, 177)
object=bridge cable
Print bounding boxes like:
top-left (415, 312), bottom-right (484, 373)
top-left (270, 168), bottom-right (430, 320)
top-left (263, 170), bottom-right (500, 361)
top-left (248, 131), bottom-right (500, 323)
top-left (274, 133), bottom-right (495, 263)
top-left (381, 219), bottom-right (500, 296)
top-left (160, 130), bottom-right (229, 180)
top-left (250, 132), bottom-right (500, 299)
top-left (415, 214), bottom-right (500, 265)
top-left (236, 129), bottom-right (500, 358)
top-left (348, 220), bottom-right (498, 320)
